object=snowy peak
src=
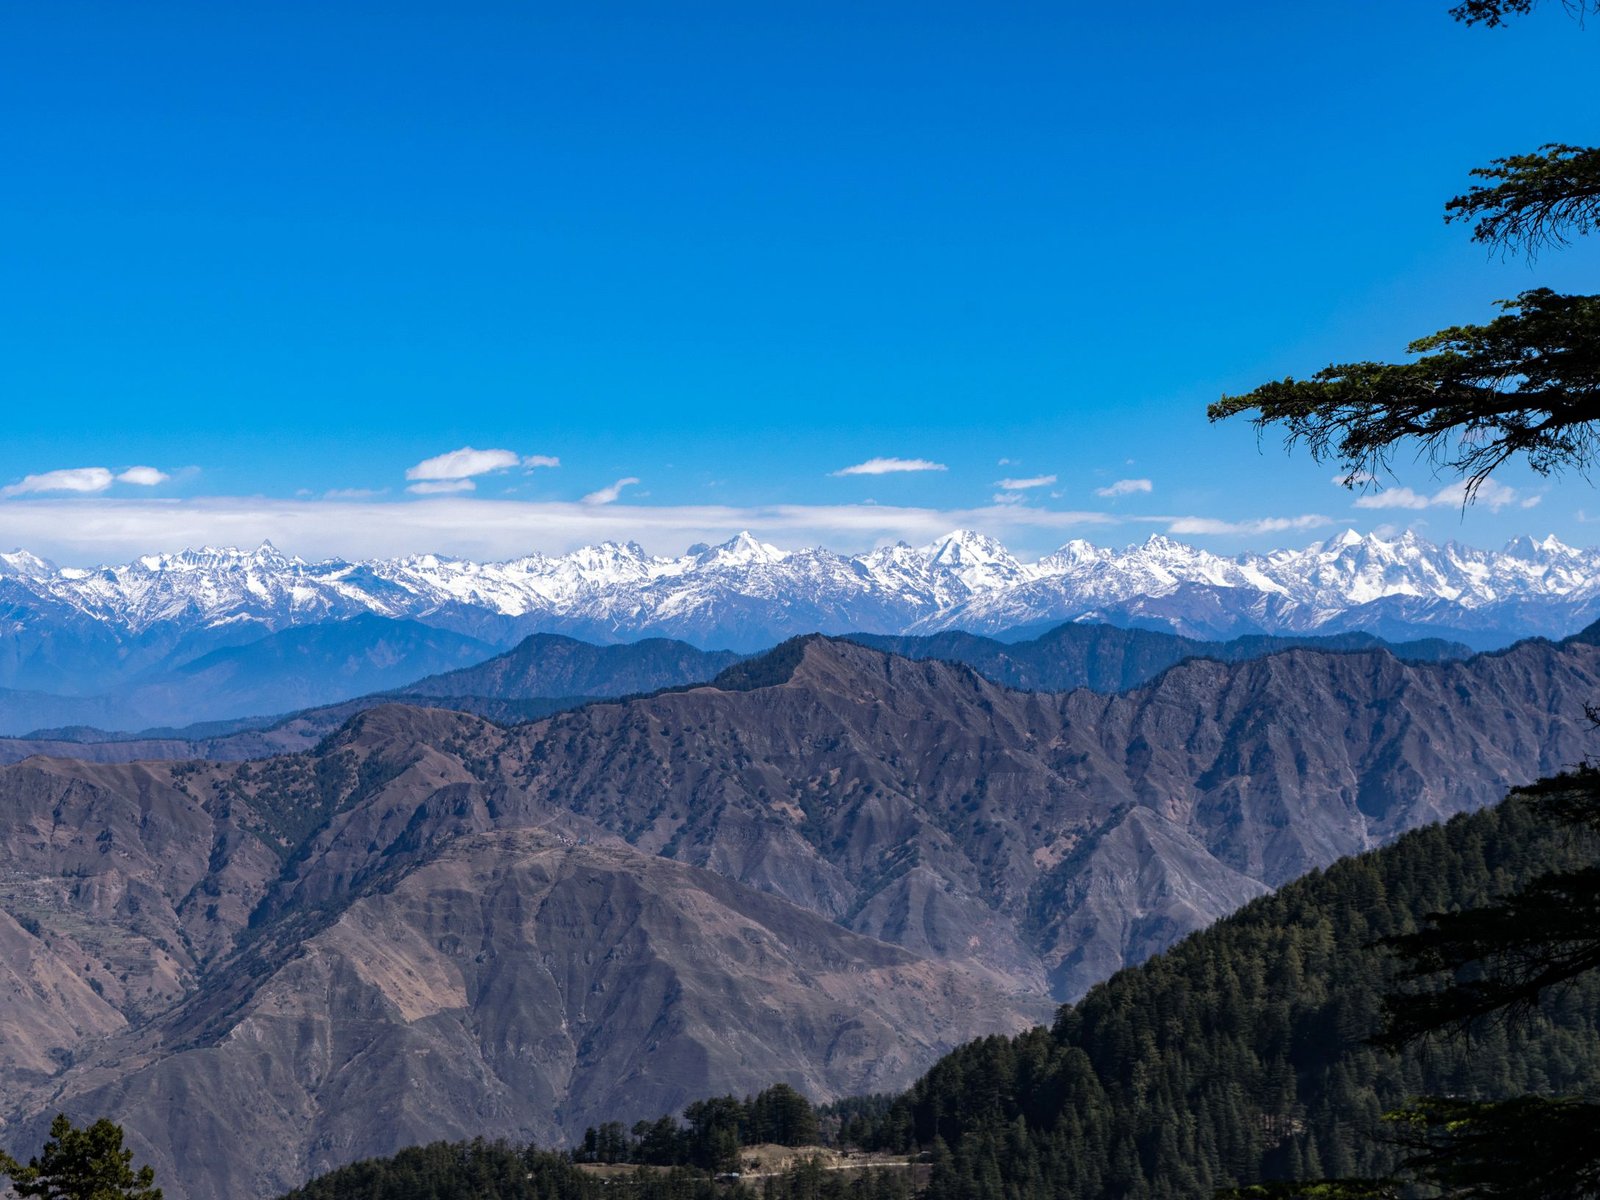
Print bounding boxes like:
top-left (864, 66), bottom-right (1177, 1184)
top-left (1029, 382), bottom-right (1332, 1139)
top-left (921, 529), bottom-right (1031, 590)
top-left (134, 541), bottom-right (304, 574)
top-left (924, 528), bottom-right (1011, 565)
top-left (1504, 533), bottom-right (1575, 560)
top-left (1038, 539), bottom-right (1108, 571)
top-left (562, 541), bottom-right (656, 582)
top-left (4, 530), bottom-right (1600, 649)
top-left (690, 531), bottom-right (789, 568)
top-left (0, 549), bottom-right (54, 579)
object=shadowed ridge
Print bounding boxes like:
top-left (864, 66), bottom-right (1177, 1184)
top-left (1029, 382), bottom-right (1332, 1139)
top-left (400, 631), bottom-right (744, 701)
top-left (705, 634), bottom-right (827, 691)
top-left (705, 633), bottom-right (988, 697)
top-left (1563, 616), bottom-right (1600, 646)
top-left (319, 700), bottom-right (500, 757)
top-left (848, 620), bottom-right (1477, 697)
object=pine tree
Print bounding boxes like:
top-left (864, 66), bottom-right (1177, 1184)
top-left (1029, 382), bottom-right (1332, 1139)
top-left (1, 1114), bottom-right (163, 1200)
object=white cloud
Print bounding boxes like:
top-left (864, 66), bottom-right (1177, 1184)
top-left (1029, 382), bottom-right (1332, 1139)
top-left (1095, 478), bottom-right (1153, 498)
top-left (582, 477), bottom-right (641, 505)
top-left (117, 466), bottom-right (169, 487)
top-left (1331, 471), bottom-right (1378, 487)
top-left (1464, 480), bottom-right (1524, 511)
top-left (1353, 487), bottom-right (1431, 511)
top-left (832, 457), bottom-right (948, 477)
top-left (0, 467), bottom-right (115, 498)
top-left (406, 447), bottom-right (559, 483)
top-left (0, 496), bottom-right (1430, 565)
top-left (0, 495), bottom-right (1131, 564)
top-left (1167, 514), bottom-right (1333, 536)
top-left (1353, 478), bottom-right (1523, 513)
top-left (996, 474), bottom-right (1057, 491)
top-left (991, 492), bottom-right (1027, 505)
top-left (407, 480), bottom-right (476, 495)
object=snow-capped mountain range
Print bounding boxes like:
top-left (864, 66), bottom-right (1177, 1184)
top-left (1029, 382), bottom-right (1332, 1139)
top-left (4, 529), bottom-right (1600, 665)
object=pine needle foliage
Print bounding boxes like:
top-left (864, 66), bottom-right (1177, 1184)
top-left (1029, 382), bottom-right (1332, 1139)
top-left (1208, 290), bottom-right (1600, 499)
top-left (0, 1114), bottom-right (162, 1200)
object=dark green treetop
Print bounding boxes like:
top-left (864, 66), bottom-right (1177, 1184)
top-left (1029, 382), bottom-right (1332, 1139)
top-left (0, 1114), bottom-right (162, 1200)
top-left (1336, 775), bottom-right (1600, 1200)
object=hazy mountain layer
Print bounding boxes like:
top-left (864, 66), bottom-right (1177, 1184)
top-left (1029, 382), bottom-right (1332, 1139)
top-left (851, 623), bottom-right (1470, 693)
top-left (400, 632), bottom-right (743, 701)
top-left (0, 616), bottom-right (496, 735)
top-left (0, 632), bottom-right (743, 753)
top-left (0, 623), bottom-right (1470, 761)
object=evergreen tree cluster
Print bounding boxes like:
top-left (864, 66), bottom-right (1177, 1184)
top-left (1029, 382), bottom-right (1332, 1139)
top-left (0, 1114), bottom-right (163, 1200)
top-left (277, 1137), bottom-right (914, 1200)
top-left (575, 1084), bottom-right (823, 1172)
top-left (837, 790), bottom-right (1600, 1198)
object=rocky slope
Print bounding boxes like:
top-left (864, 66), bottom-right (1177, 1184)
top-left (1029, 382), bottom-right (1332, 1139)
top-left (3, 632), bottom-right (1599, 1197)
top-left (0, 703), bottom-right (1040, 1198)
top-left (502, 634), bottom-right (1600, 995)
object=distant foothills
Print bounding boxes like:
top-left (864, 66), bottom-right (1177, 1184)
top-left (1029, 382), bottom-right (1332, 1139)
top-left (1, 529), bottom-right (1599, 731)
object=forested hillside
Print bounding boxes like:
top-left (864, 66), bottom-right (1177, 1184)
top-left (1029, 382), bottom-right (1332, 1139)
top-left (860, 784), bottom-right (1600, 1198)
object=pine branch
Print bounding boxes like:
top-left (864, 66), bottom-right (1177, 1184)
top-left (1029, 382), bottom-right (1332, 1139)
top-left (1384, 1097), bottom-right (1600, 1199)
top-left (1445, 144), bottom-right (1600, 258)
top-left (1449, 0), bottom-right (1599, 26)
top-left (1210, 290), bottom-right (1600, 499)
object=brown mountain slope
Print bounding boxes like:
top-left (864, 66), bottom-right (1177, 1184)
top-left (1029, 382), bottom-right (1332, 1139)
top-left (20, 828), bottom-right (1033, 1200)
top-left (3, 634), bottom-right (1600, 1198)
top-left (499, 635), bottom-right (1600, 995)
top-left (0, 703), bottom-right (1042, 1200)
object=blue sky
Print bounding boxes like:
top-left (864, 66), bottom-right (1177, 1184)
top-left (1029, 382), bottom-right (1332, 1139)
top-left (2, 1), bottom-right (1598, 563)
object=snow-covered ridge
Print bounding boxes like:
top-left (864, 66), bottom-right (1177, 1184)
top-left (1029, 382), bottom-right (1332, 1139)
top-left (4, 528), bottom-right (1600, 648)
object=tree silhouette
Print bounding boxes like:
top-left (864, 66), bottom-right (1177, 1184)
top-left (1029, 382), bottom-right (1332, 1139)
top-left (1, 1114), bottom-right (162, 1200)
top-left (1448, 0), bottom-right (1599, 27)
top-left (1209, 289), bottom-right (1600, 499)
top-left (1212, 2), bottom-right (1599, 502)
